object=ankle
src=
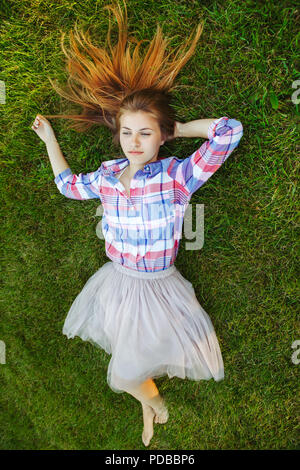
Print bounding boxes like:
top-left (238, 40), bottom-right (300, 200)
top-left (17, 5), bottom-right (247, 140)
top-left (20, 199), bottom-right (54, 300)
top-left (150, 394), bottom-right (165, 411)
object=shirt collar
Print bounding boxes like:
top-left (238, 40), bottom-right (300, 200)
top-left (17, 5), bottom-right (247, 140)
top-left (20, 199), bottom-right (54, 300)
top-left (100, 157), bottom-right (163, 178)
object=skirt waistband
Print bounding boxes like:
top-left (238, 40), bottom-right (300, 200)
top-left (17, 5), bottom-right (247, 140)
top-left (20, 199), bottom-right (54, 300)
top-left (112, 262), bottom-right (176, 280)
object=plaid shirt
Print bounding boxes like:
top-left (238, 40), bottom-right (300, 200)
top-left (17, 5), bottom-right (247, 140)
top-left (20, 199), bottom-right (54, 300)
top-left (54, 116), bottom-right (243, 272)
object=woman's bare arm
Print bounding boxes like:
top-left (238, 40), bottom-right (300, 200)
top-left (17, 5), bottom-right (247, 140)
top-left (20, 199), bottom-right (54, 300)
top-left (45, 136), bottom-right (70, 178)
top-left (174, 119), bottom-right (217, 139)
top-left (31, 114), bottom-right (70, 177)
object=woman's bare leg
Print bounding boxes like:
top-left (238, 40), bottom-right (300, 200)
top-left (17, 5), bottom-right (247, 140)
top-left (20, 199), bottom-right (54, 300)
top-left (127, 378), bottom-right (168, 418)
top-left (125, 378), bottom-right (169, 446)
top-left (137, 378), bottom-right (169, 422)
top-left (141, 402), bottom-right (155, 446)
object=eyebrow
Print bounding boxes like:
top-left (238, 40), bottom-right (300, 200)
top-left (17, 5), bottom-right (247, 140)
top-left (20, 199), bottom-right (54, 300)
top-left (121, 127), bottom-right (153, 131)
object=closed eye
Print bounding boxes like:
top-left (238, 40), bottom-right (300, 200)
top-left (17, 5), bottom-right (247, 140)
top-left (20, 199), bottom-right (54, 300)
top-left (122, 132), bottom-right (150, 136)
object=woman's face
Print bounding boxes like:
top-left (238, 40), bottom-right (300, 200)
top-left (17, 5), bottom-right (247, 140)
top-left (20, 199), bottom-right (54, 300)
top-left (119, 111), bottom-right (165, 166)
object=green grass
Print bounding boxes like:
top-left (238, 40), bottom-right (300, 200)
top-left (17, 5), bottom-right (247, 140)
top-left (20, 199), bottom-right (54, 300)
top-left (0, 0), bottom-right (299, 450)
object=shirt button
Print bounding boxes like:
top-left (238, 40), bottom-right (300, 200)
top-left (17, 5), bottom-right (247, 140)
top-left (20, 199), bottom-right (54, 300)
top-left (144, 165), bottom-right (150, 171)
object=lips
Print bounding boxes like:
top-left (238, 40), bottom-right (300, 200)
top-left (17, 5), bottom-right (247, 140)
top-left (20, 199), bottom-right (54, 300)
top-left (129, 151), bottom-right (143, 154)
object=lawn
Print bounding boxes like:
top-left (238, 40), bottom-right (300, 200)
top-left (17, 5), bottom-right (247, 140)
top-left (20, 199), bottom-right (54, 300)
top-left (0, 0), bottom-right (299, 450)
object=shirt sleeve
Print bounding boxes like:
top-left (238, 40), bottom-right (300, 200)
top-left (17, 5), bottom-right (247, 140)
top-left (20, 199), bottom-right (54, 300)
top-left (53, 166), bottom-right (102, 200)
top-left (168, 116), bottom-right (243, 198)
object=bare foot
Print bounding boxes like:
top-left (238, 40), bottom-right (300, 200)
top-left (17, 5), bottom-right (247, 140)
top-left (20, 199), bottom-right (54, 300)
top-left (141, 403), bottom-right (156, 446)
top-left (152, 399), bottom-right (169, 424)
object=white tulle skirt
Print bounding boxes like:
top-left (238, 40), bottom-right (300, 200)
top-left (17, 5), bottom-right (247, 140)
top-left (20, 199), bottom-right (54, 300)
top-left (62, 261), bottom-right (224, 394)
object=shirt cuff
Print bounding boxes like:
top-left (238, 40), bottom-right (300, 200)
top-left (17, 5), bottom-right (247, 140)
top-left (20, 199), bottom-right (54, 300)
top-left (207, 116), bottom-right (228, 140)
top-left (54, 167), bottom-right (72, 185)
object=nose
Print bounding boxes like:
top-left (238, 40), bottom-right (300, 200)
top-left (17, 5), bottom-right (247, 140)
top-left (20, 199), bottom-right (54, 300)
top-left (131, 133), bottom-right (140, 147)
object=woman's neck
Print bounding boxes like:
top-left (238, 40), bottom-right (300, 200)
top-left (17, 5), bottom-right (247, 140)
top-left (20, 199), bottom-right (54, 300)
top-left (126, 156), bottom-right (158, 178)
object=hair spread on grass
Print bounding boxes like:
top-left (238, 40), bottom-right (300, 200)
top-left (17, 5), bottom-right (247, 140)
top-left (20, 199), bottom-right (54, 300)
top-left (44, 0), bottom-right (203, 145)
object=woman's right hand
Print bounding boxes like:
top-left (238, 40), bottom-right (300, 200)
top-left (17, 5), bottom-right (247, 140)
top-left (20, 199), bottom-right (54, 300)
top-left (165, 121), bottom-right (182, 142)
top-left (31, 114), bottom-right (57, 144)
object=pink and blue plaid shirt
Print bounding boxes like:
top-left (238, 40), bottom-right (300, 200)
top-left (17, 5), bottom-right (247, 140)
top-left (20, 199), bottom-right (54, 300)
top-left (54, 116), bottom-right (243, 272)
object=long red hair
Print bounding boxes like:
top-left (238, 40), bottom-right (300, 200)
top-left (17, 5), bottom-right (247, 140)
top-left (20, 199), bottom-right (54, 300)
top-left (44, 0), bottom-right (204, 145)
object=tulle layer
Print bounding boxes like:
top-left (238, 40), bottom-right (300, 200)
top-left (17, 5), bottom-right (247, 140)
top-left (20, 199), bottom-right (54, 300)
top-left (62, 261), bottom-right (224, 393)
